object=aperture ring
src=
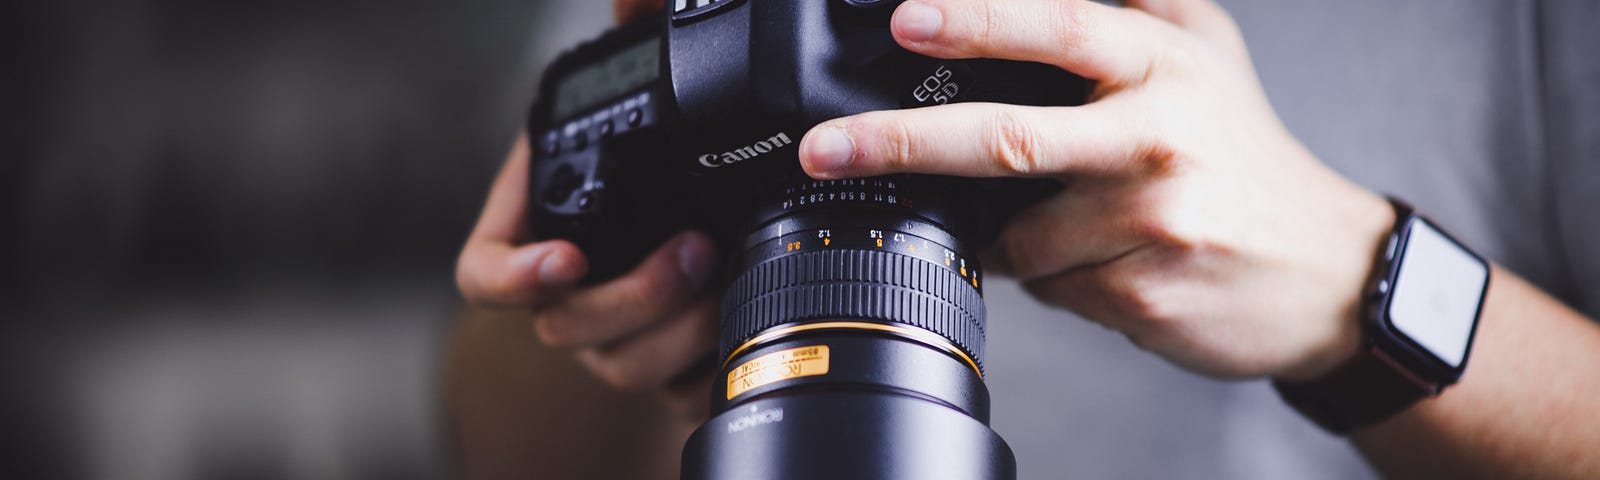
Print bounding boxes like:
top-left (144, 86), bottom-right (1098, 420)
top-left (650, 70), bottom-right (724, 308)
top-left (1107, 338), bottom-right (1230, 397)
top-left (721, 249), bottom-right (986, 371)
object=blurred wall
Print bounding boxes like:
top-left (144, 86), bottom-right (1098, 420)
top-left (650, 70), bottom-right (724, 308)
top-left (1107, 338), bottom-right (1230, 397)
top-left (16, 1), bottom-right (548, 296)
top-left (7, 1), bottom-right (611, 478)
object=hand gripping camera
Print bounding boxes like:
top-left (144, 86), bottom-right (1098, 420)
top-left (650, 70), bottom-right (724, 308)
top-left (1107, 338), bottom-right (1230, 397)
top-left (527, 1), bottom-right (1088, 478)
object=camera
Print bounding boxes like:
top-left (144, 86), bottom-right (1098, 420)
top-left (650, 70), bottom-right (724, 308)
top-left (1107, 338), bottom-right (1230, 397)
top-left (527, 1), bottom-right (1087, 478)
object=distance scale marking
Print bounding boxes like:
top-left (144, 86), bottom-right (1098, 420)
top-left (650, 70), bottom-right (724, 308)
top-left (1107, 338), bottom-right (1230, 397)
top-left (779, 177), bottom-right (912, 211)
top-left (753, 225), bottom-right (982, 291)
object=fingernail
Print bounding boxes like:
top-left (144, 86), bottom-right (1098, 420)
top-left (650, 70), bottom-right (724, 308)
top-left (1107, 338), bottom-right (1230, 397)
top-left (803, 126), bottom-right (856, 175)
top-left (894, 1), bottom-right (943, 43)
top-left (537, 248), bottom-right (582, 286)
top-left (677, 234), bottom-right (715, 288)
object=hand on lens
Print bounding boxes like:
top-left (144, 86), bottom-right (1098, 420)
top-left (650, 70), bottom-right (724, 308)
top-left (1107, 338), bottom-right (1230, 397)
top-left (799, 0), bottom-right (1395, 381)
top-left (457, 137), bottom-right (721, 421)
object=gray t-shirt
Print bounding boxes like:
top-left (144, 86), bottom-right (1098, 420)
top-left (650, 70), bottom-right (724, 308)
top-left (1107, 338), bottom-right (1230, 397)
top-left (985, 1), bottom-right (1600, 478)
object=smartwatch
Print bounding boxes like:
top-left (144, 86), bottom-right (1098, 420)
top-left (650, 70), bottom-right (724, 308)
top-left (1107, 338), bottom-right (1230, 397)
top-left (1274, 197), bottom-right (1491, 434)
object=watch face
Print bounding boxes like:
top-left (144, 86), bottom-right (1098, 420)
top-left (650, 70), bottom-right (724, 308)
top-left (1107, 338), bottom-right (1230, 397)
top-left (1386, 218), bottom-right (1490, 369)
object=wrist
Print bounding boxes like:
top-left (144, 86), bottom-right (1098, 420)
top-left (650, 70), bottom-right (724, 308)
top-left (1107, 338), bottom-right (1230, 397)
top-left (1274, 185), bottom-right (1395, 382)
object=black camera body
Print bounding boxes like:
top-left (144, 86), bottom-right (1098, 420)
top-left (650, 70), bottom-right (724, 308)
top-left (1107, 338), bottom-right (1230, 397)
top-left (530, 0), bottom-right (1084, 280)
top-left (529, 1), bottom-right (1088, 478)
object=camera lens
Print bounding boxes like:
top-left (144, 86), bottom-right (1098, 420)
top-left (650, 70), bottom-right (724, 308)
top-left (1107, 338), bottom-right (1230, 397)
top-left (721, 177), bottom-right (988, 379)
top-left (682, 174), bottom-right (1015, 479)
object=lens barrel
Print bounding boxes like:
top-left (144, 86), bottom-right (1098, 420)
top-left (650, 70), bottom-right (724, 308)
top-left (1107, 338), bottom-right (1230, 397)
top-left (721, 215), bottom-right (988, 372)
top-left (682, 175), bottom-right (1015, 479)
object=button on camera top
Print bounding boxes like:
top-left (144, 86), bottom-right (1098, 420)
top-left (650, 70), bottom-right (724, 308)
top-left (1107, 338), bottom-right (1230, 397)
top-left (627, 108), bottom-right (644, 128)
top-left (573, 131), bottom-right (589, 151)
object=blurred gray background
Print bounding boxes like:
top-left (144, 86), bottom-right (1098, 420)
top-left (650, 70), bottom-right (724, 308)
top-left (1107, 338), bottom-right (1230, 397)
top-left (7, 1), bottom-right (612, 478)
top-left (8, 1), bottom-right (1598, 479)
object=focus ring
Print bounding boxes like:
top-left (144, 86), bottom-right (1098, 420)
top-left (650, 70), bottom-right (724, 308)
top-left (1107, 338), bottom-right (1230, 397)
top-left (721, 249), bottom-right (986, 371)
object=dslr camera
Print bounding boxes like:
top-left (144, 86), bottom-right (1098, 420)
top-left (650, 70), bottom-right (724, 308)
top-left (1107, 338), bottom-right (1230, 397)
top-left (528, 1), bottom-right (1087, 478)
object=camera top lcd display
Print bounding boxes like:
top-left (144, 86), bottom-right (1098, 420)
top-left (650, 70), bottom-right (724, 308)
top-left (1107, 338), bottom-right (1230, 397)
top-left (551, 36), bottom-right (661, 121)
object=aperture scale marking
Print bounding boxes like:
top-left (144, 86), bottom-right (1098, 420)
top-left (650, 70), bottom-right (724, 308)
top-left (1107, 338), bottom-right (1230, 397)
top-left (753, 225), bottom-right (982, 291)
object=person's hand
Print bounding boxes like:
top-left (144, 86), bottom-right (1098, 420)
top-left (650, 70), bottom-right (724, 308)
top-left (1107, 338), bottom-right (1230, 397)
top-left (459, 0), bottom-right (716, 422)
top-left (456, 136), bottom-right (721, 421)
top-left (797, 0), bottom-right (1395, 381)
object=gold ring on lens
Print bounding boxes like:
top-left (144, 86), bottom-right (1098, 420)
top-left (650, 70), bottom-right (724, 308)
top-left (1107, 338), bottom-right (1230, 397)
top-left (721, 321), bottom-right (982, 378)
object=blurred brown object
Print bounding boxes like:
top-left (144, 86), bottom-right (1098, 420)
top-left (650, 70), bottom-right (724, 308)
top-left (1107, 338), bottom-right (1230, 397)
top-left (445, 306), bottom-right (693, 479)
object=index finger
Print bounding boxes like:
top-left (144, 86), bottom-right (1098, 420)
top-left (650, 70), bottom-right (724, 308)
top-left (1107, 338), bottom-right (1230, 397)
top-left (532, 231), bottom-right (718, 350)
top-left (798, 100), bottom-right (1157, 179)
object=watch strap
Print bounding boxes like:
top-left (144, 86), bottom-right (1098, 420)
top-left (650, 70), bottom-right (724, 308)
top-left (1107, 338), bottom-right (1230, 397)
top-left (1273, 342), bottom-right (1438, 434)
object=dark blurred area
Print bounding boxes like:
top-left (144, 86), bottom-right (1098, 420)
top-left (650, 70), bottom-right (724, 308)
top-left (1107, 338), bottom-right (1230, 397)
top-left (8, 1), bottom-right (546, 301)
top-left (4, 1), bottom-right (615, 478)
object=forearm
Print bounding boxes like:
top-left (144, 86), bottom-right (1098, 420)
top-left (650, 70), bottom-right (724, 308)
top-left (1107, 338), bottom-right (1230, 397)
top-left (1352, 266), bottom-right (1600, 479)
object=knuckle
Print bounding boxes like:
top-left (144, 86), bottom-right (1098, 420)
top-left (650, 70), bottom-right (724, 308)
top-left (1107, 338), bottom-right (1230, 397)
top-left (1123, 293), bottom-right (1170, 324)
top-left (1136, 137), bottom-right (1187, 177)
top-left (1152, 45), bottom-right (1204, 80)
top-left (973, 1), bottom-right (1001, 50)
top-left (871, 116), bottom-right (917, 172)
top-left (1049, 1), bottom-right (1092, 52)
top-left (988, 110), bottom-right (1044, 175)
top-left (1103, 274), bottom-right (1168, 322)
top-left (1132, 192), bottom-right (1204, 249)
top-left (1130, 212), bottom-right (1197, 251)
top-left (1127, 208), bottom-right (1172, 242)
top-left (1095, 251), bottom-right (1195, 327)
top-left (1122, 308), bottom-right (1186, 356)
